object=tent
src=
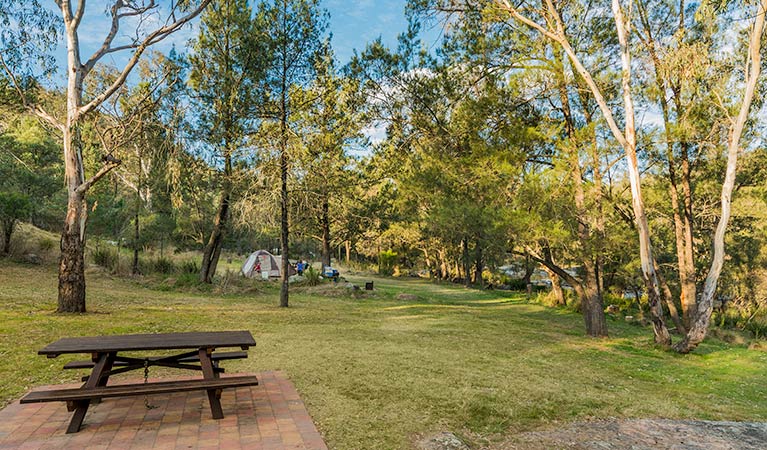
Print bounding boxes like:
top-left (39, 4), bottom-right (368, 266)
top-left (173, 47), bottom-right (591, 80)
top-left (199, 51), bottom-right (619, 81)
top-left (241, 250), bottom-right (280, 278)
top-left (241, 250), bottom-right (297, 278)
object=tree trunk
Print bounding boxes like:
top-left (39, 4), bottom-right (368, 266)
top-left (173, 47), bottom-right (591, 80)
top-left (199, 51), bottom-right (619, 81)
top-left (58, 111), bottom-right (88, 312)
top-left (279, 90), bottom-right (290, 308)
top-left (522, 252), bottom-right (533, 296)
top-left (655, 260), bottom-right (686, 334)
top-left (320, 198), bottom-right (331, 268)
top-left (474, 240), bottom-right (483, 287)
top-left (58, 190), bottom-right (87, 313)
top-left (537, 249), bottom-right (605, 335)
top-left (582, 261), bottom-right (607, 337)
top-left (611, 0), bottom-right (669, 345)
top-left (423, 248), bottom-right (433, 278)
top-left (454, 257), bottom-right (461, 282)
top-left (57, 20), bottom-right (89, 313)
top-left (461, 238), bottom-right (470, 287)
top-left (636, 0), bottom-right (697, 331)
top-left (345, 240), bottom-right (351, 263)
top-left (544, 266), bottom-right (565, 305)
top-left (132, 191), bottom-right (140, 276)
top-left (2, 220), bottom-right (14, 255)
top-left (200, 190), bottom-right (229, 283)
top-left (438, 248), bottom-right (448, 280)
top-left (678, 141), bottom-right (697, 327)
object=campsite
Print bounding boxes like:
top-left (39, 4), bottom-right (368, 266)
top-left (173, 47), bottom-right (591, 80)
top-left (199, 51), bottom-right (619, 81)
top-left (2, 0), bottom-right (767, 449)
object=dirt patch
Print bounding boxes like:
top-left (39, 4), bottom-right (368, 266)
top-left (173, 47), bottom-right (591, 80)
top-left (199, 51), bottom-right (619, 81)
top-left (498, 419), bottom-right (767, 449)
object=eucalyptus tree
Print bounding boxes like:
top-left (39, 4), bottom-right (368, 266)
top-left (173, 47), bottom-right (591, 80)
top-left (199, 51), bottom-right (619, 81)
top-left (0, 0), bottom-right (211, 312)
top-left (189, 0), bottom-right (264, 283)
top-left (255, 0), bottom-right (328, 307)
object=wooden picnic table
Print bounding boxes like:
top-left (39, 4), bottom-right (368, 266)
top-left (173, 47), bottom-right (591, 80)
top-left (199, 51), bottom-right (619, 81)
top-left (21, 331), bottom-right (259, 433)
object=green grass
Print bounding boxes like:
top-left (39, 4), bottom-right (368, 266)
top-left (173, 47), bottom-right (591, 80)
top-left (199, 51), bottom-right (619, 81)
top-left (1, 261), bottom-right (766, 449)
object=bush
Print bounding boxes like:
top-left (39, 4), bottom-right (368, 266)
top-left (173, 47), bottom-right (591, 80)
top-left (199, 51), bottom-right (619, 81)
top-left (150, 256), bottom-right (176, 275)
top-left (304, 265), bottom-right (321, 286)
top-left (38, 238), bottom-right (56, 252)
top-left (179, 259), bottom-right (200, 275)
top-left (91, 246), bottom-right (119, 272)
top-left (379, 250), bottom-right (397, 276)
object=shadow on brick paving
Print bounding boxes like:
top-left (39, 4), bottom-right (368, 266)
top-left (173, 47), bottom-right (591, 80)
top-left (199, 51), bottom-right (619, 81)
top-left (502, 419), bottom-right (767, 450)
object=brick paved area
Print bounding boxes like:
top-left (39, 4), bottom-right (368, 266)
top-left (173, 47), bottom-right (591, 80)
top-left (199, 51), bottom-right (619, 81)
top-left (505, 418), bottom-right (767, 450)
top-left (0, 371), bottom-right (327, 450)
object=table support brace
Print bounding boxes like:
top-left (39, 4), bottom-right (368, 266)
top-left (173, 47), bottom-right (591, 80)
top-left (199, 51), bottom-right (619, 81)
top-left (67, 352), bottom-right (115, 433)
top-left (198, 348), bottom-right (224, 419)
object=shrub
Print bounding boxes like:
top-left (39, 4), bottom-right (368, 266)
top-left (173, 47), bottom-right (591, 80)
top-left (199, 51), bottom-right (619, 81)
top-left (179, 259), bottom-right (200, 275)
top-left (151, 256), bottom-right (176, 275)
top-left (304, 265), bottom-right (321, 286)
top-left (379, 250), bottom-right (397, 276)
top-left (745, 319), bottom-right (767, 339)
top-left (91, 246), bottom-right (119, 272)
top-left (38, 238), bottom-right (56, 252)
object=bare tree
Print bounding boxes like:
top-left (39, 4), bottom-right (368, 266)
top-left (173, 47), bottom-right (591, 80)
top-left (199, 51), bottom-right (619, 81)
top-left (0, 0), bottom-right (211, 312)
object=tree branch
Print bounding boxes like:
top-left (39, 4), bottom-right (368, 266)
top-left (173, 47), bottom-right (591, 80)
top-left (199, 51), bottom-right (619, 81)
top-left (80, 0), bottom-right (212, 116)
top-left (0, 53), bottom-right (65, 132)
top-left (75, 155), bottom-right (122, 195)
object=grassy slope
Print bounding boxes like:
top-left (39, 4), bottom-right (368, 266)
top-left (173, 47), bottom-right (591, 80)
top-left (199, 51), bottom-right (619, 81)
top-left (0, 261), bottom-right (765, 449)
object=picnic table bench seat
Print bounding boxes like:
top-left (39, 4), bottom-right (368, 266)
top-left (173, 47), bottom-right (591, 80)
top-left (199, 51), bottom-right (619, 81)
top-left (62, 350), bottom-right (248, 370)
top-left (20, 375), bottom-right (259, 405)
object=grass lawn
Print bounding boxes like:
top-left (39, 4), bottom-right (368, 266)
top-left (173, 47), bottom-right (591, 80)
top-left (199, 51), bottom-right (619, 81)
top-left (1, 260), bottom-right (766, 449)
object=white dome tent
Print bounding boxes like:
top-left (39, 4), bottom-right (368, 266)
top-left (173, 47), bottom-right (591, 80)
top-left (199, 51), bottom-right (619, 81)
top-left (241, 250), bottom-right (282, 278)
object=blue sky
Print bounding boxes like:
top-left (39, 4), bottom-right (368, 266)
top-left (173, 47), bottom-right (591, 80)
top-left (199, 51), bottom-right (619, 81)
top-left (326, 0), bottom-right (411, 64)
top-left (61, 0), bottom-right (431, 74)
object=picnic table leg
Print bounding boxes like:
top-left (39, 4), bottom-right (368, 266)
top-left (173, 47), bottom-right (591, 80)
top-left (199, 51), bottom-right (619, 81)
top-left (198, 348), bottom-right (224, 419)
top-left (67, 352), bottom-right (115, 433)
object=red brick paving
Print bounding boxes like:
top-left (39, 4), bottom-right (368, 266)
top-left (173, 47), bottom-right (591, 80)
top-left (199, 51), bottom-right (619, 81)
top-left (0, 371), bottom-right (327, 450)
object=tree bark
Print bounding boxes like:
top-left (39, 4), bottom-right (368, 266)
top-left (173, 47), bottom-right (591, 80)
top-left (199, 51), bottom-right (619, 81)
top-left (279, 77), bottom-right (290, 308)
top-left (345, 240), bottom-right (351, 263)
top-left (132, 201), bottom-right (140, 275)
top-left (200, 190), bottom-right (229, 283)
top-left (611, 0), bottom-right (670, 345)
top-left (58, 189), bottom-right (87, 313)
top-left (57, 13), bottom-right (88, 313)
top-left (474, 239), bottom-right (483, 287)
top-left (461, 238), bottom-right (470, 287)
top-left (320, 197), bottom-right (331, 268)
top-left (438, 248), bottom-right (448, 280)
top-left (132, 159), bottom-right (141, 275)
top-left (655, 260), bottom-right (686, 334)
top-left (536, 248), bottom-right (606, 336)
top-left (2, 220), bottom-right (14, 255)
top-left (545, 266), bottom-right (565, 305)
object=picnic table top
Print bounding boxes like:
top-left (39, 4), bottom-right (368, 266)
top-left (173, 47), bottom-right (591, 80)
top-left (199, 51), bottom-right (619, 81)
top-left (38, 330), bottom-right (256, 356)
